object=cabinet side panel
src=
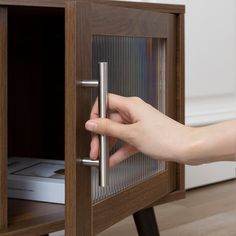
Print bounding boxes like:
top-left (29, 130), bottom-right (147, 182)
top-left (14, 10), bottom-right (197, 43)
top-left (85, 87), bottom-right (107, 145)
top-left (176, 13), bottom-right (185, 191)
top-left (0, 7), bottom-right (8, 229)
top-left (167, 14), bottom-right (178, 193)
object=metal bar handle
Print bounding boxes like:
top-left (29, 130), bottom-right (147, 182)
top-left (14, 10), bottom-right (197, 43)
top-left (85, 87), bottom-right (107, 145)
top-left (98, 62), bottom-right (109, 187)
top-left (78, 62), bottom-right (109, 187)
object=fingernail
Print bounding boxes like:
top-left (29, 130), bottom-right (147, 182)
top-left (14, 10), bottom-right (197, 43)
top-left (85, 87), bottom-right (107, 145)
top-left (85, 120), bottom-right (97, 131)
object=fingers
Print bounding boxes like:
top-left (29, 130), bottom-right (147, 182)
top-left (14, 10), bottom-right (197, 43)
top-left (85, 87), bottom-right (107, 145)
top-left (91, 94), bottom-right (128, 117)
top-left (90, 134), bottom-right (117, 160)
top-left (109, 144), bottom-right (138, 167)
top-left (90, 133), bottom-right (137, 167)
top-left (108, 112), bottom-right (123, 124)
top-left (90, 135), bottom-right (99, 159)
top-left (85, 118), bottom-right (135, 142)
top-left (89, 112), bottom-right (122, 159)
top-left (90, 93), bottom-right (141, 122)
top-left (88, 94), bottom-right (144, 163)
top-left (90, 97), bottom-right (99, 119)
top-left (109, 136), bottom-right (117, 151)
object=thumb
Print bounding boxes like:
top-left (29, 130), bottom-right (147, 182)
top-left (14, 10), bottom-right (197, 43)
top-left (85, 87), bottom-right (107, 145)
top-left (85, 118), bottom-right (132, 142)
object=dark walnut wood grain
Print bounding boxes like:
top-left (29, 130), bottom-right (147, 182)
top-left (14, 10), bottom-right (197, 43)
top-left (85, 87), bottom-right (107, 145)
top-left (150, 13), bottom-right (185, 207)
top-left (0, 199), bottom-right (64, 236)
top-left (0, 0), bottom-right (185, 12)
top-left (74, 2), bottom-right (93, 235)
top-left (92, 3), bottom-right (171, 37)
top-left (65, 3), bottom-right (78, 236)
top-left (93, 172), bottom-right (169, 235)
top-left (89, 2), bottom-right (184, 235)
top-left (65, 1), bottom-right (93, 236)
top-left (176, 14), bottom-right (185, 192)
top-left (93, 0), bottom-right (185, 14)
top-left (0, 1), bottom-right (185, 236)
top-left (0, 7), bottom-right (8, 230)
top-left (64, 1), bottom-right (185, 235)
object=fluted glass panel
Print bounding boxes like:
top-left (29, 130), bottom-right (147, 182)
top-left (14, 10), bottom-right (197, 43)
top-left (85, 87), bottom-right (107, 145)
top-left (92, 35), bottom-right (166, 203)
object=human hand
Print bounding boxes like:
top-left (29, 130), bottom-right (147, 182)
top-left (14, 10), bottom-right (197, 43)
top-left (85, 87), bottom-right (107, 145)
top-left (85, 93), bottom-right (192, 166)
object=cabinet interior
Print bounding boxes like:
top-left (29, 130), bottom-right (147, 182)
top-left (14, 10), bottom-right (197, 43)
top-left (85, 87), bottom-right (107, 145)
top-left (1, 6), bottom-right (66, 234)
top-left (7, 6), bottom-right (65, 161)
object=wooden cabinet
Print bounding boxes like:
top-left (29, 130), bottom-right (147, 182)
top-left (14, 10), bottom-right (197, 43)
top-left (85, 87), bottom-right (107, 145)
top-left (0, 1), bottom-right (185, 235)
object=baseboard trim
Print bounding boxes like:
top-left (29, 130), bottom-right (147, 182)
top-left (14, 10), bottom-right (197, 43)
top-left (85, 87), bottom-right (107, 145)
top-left (186, 96), bottom-right (236, 126)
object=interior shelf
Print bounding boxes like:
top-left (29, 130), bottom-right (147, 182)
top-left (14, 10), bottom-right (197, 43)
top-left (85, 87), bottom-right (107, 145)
top-left (0, 199), bottom-right (64, 235)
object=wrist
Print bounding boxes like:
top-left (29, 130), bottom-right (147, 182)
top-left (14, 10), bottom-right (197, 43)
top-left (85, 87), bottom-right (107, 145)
top-left (181, 127), bottom-right (209, 165)
top-left (177, 127), bottom-right (204, 165)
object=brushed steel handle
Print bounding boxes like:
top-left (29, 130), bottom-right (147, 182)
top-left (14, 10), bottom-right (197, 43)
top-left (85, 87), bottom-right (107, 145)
top-left (78, 80), bottom-right (98, 87)
top-left (81, 159), bottom-right (99, 167)
top-left (98, 62), bottom-right (109, 187)
top-left (78, 62), bottom-right (109, 187)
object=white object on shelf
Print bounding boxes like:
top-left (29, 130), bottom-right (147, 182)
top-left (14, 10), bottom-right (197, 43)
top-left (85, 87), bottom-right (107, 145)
top-left (8, 157), bottom-right (65, 204)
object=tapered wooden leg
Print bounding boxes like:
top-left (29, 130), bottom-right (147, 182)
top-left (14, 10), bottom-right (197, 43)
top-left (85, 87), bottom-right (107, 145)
top-left (133, 207), bottom-right (160, 236)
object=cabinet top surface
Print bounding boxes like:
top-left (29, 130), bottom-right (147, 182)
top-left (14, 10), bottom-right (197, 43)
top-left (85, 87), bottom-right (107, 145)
top-left (0, 0), bottom-right (185, 13)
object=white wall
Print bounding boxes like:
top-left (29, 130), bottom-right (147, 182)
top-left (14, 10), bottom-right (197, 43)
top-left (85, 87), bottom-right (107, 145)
top-left (163, 0), bottom-right (236, 188)
top-left (180, 0), bottom-right (236, 126)
top-left (136, 0), bottom-right (236, 188)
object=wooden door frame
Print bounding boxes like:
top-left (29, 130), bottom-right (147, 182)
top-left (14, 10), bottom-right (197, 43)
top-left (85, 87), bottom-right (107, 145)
top-left (152, 13), bottom-right (185, 206)
top-left (65, 1), bottom-right (185, 235)
top-left (91, 3), bottom-right (182, 234)
top-left (65, 1), bottom-right (93, 235)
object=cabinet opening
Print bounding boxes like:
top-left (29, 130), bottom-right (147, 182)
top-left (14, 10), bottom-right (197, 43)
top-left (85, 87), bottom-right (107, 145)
top-left (8, 6), bottom-right (65, 161)
top-left (7, 7), bottom-right (65, 204)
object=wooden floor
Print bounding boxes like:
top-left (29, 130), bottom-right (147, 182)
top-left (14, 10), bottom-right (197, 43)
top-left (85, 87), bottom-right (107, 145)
top-left (98, 179), bottom-right (236, 236)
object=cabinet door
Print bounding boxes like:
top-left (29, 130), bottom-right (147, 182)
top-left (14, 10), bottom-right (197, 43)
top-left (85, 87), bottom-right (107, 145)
top-left (65, 2), bottom-right (183, 236)
top-left (0, 7), bottom-right (8, 230)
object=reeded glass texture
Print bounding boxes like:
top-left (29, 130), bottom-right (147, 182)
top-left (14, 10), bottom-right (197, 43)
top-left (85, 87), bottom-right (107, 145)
top-left (92, 35), bottom-right (166, 203)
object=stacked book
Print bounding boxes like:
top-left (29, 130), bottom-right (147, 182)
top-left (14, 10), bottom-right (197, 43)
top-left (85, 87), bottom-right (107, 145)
top-left (8, 157), bottom-right (65, 204)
